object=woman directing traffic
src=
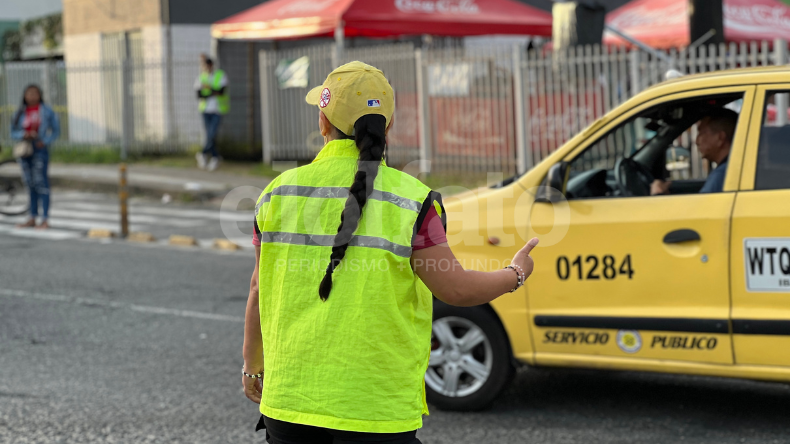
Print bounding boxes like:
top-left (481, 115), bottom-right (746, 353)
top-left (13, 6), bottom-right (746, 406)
top-left (242, 61), bottom-right (539, 444)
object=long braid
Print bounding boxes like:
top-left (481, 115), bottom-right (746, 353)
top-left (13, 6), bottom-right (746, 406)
top-left (318, 114), bottom-right (387, 301)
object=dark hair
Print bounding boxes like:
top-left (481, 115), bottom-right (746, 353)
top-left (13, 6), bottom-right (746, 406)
top-left (14, 84), bottom-right (44, 127)
top-left (318, 114), bottom-right (387, 301)
top-left (204, 57), bottom-right (214, 66)
top-left (701, 108), bottom-right (738, 143)
top-left (22, 84), bottom-right (44, 106)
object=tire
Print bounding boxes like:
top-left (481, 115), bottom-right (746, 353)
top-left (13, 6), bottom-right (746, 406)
top-left (0, 158), bottom-right (29, 216)
top-left (425, 299), bottom-right (515, 411)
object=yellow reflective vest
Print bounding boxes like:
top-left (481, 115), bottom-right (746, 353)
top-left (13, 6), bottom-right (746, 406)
top-left (255, 139), bottom-right (439, 433)
top-left (198, 70), bottom-right (229, 114)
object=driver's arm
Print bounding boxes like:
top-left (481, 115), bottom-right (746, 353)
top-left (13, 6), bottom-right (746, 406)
top-left (651, 179), bottom-right (671, 195)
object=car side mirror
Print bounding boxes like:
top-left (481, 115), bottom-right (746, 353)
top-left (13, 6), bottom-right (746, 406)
top-left (536, 161), bottom-right (568, 203)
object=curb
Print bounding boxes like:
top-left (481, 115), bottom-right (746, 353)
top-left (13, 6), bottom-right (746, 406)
top-left (168, 235), bottom-right (199, 247)
top-left (50, 177), bottom-right (223, 202)
top-left (213, 238), bottom-right (242, 251)
top-left (87, 228), bottom-right (115, 238)
top-left (81, 231), bottom-right (252, 253)
top-left (128, 232), bottom-right (156, 243)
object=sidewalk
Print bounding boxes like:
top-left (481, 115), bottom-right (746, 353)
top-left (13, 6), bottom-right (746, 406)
top-left (48, 163), bottom-right (274, 198)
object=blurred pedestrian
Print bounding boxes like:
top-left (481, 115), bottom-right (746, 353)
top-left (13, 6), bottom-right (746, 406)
top-left (242, 61), bottom-right (539, 444)
top-left (10, 84), bottom-right (60, 230)
top-left (194, 55), bottom-right (229, 171)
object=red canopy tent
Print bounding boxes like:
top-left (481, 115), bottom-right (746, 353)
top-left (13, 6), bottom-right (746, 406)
top-left (605, 0), bottom-right (790, 48)
top-left (212, 0), bottom-right (553, 40)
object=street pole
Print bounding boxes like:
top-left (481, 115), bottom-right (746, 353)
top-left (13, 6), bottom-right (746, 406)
top-left (260, 50), bottom-right (272, 165)
top-left (415, 48), bottom-right (431, 175)
top-left (775, 39), bottom-right (788, 127)
top-left (119, 164), bottom-right (129, 238)
top-left (333, 23), bottom-right (345, 68)
top-left (512, 44), bottom-right (529, 175)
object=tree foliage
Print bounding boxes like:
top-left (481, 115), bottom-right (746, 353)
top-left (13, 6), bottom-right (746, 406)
top-left (1, 13), bottom-right (62, 61)
top-left (2, 30), bottom-right (22, 61)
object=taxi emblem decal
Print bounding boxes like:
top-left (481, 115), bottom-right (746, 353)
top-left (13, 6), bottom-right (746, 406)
top-left (319, 88), bottom-right (331, 108)
top-left (616, 330), bottom-right (642, 353)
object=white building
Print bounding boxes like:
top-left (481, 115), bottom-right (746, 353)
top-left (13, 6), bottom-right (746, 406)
top-left (62, 0), bottom-right (264, 147)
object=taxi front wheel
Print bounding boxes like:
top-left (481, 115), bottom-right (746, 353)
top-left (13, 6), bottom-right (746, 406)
top-left (425, 300), bottom-right (515, 411)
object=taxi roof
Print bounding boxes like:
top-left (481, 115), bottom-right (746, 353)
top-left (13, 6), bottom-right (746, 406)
top-left (652, 65), bottom-right (790, 90)
top-left (550, 65), bottom-right (790, 164)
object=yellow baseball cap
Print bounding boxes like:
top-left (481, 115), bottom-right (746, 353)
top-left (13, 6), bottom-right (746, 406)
top-left (305, 61), bottom-right (394, 136)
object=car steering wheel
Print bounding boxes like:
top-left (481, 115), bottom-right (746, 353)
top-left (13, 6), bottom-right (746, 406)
top-left (614, 158), bottom-right (655, 197)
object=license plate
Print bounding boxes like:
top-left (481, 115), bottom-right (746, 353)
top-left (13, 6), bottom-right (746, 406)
top-left (744, 238), bottom-right (790, 292)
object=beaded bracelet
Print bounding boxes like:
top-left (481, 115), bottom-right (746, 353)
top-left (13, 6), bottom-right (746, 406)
top-left (505, 264), bottom-right (526, 293)
top-left (242, 368), bottom-right (264, 379)
top-left (511, 264), bottom-right (526, 282)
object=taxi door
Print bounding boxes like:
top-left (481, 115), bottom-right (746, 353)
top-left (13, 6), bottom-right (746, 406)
top-left (527, 87), bottom-right (755, 366)
top-left (730, 86), bottom-right (790, 367)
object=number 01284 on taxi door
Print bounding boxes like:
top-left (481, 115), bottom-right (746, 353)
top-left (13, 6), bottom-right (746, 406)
top-left (556, 255), bottom-right (634, 280)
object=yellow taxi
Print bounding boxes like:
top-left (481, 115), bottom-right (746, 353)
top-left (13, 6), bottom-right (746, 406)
top-left (427, 66), bottom-right (790, 411)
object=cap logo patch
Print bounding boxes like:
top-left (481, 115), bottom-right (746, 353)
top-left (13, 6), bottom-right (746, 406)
top-left (319, 88), bottom-right (331, 108)
top-left (367, 99), bottom-right (381, 108)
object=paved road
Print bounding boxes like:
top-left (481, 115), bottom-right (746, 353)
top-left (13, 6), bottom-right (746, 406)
top-left (2, 195), bottom-right (790, 443)
top-left (0, 190), bottom-right (255, 247)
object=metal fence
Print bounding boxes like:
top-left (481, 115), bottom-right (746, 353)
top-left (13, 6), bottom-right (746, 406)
top-left (259, 39), bottom-right (784, 176)
top-left (259, 43), bottom-right (420, 168)
top-left (0, 38), bottom-right (784, 175)
top-left (0, 59), bottom-right (227, 156)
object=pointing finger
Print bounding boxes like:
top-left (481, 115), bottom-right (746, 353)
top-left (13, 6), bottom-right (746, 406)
top-left (522, 237), bottom-right (539, 255)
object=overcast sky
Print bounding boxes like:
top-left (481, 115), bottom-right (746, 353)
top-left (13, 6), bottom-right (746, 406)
top-left (0, 0), bottom-right (62, 21)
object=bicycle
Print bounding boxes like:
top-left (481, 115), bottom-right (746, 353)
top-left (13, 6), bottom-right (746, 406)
top-left (0, 156), bottom-right (29, 216)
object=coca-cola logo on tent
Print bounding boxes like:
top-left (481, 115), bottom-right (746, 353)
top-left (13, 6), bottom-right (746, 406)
top-left (725, 2), bottom-right (790, 32)
top-left (608, 1), bottom-right (687, 29)
top-left (278, 0), bottom-right (340, 15)
top-left (395, 0), bottom-right (480, 14)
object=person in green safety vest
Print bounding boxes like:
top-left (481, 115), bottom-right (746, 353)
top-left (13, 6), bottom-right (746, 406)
top-left (193, 55), bottom-right (229, 171)
top-left (241, 61), bottom-right (539, 444)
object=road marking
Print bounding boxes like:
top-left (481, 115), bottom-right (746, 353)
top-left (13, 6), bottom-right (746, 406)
top-left (58, 201), bottom-right (250, 221)
top-left (0, 224), bottom-right (83, 240)
top-left (0, 191), bottom-right (253, 247)
top-left (47, 209), bottom-right (209, 227)
top-left (0, 289), bottom-right (244, 323)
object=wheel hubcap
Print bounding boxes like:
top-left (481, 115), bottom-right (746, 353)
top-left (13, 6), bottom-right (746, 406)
top-left (425, 316), bottom-right (493, 398)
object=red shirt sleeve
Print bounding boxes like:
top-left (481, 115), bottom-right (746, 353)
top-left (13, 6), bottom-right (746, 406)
top-left (252, 221), bottom-right (261, 246)
top-left (412, 205), bottom-right (447, 250)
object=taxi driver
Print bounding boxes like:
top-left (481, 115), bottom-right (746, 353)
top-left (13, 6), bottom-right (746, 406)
top-left (651, 108), bottom-right (739, 195)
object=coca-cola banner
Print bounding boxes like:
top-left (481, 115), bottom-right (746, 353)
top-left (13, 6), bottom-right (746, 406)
top-left (429, 97), bottom-right (515, 158)
top-left (527, 90), bottom-right (606, 160)
top-left (605, 0), bottom-right (690, 48)
top-left (725, 0), bottom-right (790, 42)
top-left (214, 0), bottom-right (551, 40)
top-left (606, 0), bottom-right (790, 48)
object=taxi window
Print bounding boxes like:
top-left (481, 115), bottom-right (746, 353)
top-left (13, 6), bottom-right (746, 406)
top-left (569, 117), bottom-right (649, 174)
top-left (755, 91), bottom-right (790, 190)
top-left (565, 93), bottom-right (743, 200)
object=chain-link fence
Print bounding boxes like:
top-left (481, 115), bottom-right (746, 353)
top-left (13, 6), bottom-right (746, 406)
top-left (0, 58), bottom-right (250, 157)
top-left (0, 59), bottom-right (207, 156)
top-left (0, 38), bottom-right (784, 176)
top-left (260, 39), bottom-right (784, 176)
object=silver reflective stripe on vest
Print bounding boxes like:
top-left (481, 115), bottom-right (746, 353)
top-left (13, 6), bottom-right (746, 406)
top-left (254, 198), bottom-right (266, 219)
top-left (258, 185), bottom-right (422, 213)
top-left (259, 231), bottom-right (412, 258)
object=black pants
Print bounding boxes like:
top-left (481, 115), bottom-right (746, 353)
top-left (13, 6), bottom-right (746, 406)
top-left (257, 415), bottom-right (422, 444)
